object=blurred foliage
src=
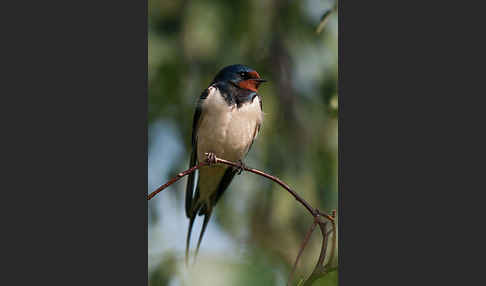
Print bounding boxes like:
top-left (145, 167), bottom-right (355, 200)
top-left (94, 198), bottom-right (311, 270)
top-left (148, 0), bottom-right (338, 285)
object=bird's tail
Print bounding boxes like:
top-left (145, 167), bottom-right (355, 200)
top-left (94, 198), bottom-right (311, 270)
top-left (185, 196), bottom-right (200, 266)
top-left (185, 213), bottom-right (196, 266)
top-left (195, 209), bottom-right (212, 258)
top-left (186, 193), bottom-right (214, 266)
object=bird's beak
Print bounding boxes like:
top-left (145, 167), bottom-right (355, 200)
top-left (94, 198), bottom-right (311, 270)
top-left (252, 78), bottom-right (267, 83)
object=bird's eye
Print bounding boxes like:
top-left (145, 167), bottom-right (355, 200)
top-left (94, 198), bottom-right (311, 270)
top-left (240, 72), bottom-right (246, 78)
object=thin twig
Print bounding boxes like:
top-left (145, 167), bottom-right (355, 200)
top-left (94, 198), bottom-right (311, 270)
top-left (316, 0), bottom-right (338, 34)
top-left (147, 162), bottom-right (207, 200)
top-left (302, 222), bottom-right (330, 286)
top-left (288, 221), bottom-right (318, 285)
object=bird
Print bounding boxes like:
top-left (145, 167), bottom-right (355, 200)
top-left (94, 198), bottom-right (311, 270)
top-left (185, 64), bottom-right (266, 263)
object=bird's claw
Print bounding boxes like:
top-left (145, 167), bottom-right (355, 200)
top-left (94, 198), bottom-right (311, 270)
top-left (235, 160), bottom-right (246, 175)
top-left (204, 152), bottom-right (217, 166)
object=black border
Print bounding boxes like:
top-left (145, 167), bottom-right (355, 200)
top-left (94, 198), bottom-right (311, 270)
top-left (338, 1), bottom-right (473, 285)
top-left (3, 1), bottom-right (148, 284)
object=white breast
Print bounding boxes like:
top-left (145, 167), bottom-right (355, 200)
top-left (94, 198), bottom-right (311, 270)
top-left (196, 86), bottom-right (263, 163)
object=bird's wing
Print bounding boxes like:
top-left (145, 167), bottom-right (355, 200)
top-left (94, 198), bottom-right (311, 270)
top-left (185, 87), bottom-right (211, 264)
top-left (185, 88), bottom-right (210, 218)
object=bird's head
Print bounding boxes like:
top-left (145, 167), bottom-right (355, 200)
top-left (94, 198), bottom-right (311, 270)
top-left (212, 64), bottom-right (267, 92)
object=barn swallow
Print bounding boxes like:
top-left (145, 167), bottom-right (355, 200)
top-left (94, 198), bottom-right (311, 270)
top-left (185, 64), bottom-right (266, 263)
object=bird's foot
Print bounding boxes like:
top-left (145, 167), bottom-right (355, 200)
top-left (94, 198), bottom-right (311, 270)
top-left (204, 152), bottom-right (217, 166)
top-left (235, 160), bottom-right (246, 175)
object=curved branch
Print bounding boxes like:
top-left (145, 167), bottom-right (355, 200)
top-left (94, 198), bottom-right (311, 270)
top-left (288, 220), bottom-right (317, 285)
top-left (147, 154), bottom-right (337, 285)
top-left (147, 161), bottom-right (208, 200)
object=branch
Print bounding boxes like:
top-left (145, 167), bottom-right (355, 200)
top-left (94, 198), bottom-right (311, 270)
top-left (316, 0), bottom-right (338, 34)
top-left (288, 219), bottom-right (317, 285)
top-left (147, 161), bottom-right (208, 200)
top-left (147, 153), bottom-right (337, 285)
